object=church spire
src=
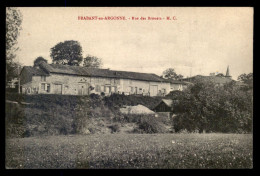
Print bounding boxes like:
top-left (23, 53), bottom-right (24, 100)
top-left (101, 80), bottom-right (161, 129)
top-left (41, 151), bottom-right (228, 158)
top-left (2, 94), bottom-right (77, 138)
top-left (225, 65), bottom-right (231, 78)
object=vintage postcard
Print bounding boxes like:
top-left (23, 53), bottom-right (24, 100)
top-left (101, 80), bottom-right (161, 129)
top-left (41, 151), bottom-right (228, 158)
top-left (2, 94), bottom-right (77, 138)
top-left (6, 7), bottom-right (253, 169)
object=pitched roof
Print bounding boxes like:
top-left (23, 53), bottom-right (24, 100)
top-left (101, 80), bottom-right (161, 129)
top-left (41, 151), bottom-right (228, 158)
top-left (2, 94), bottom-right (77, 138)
top-left (164, 79), bottom-right (189, 85)
top-left (181, 75), bottom-right (233, 84)
top-left (22, 66), bottom-right (50, 76)
top-left (152, 99), bottom-right (174, 110)
top-left (37, 62), bottom-right (167, 82)
top-left (161, 99), bottom-right (173, 107)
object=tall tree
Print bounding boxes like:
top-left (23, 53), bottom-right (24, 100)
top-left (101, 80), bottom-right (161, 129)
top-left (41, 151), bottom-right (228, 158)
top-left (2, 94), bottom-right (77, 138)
top-left (50, 40), bottom-right (83, 66)
top-left (6, 7), bottom-right (23, 81)
top-left (83, 55), bottom-right (103, 68)
top-left (162, 68), bottom-right (183, 80)
top-left (33, 56), bottom-right (48, 67)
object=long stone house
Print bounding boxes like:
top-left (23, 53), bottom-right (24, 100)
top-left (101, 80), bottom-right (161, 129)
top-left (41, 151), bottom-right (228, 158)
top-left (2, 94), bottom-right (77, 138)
top-left (19, 62), bottom-right (187, 96)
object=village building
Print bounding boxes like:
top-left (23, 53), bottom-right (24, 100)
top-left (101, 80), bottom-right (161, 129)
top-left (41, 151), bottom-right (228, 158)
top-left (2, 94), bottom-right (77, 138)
top-left (19, 62), bottom-right (187, 96)
top-left (152, 99), bottom-right (176, 118)
top-left (180, 66), bottom-right (246, 87)
top-left (153, 99), bottom-right (173, 112)
top-left (167, 80), bottom-right (189, 91)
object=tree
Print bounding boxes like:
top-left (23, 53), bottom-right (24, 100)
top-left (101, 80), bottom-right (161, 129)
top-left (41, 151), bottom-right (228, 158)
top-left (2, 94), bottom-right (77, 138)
top-left (6, 61), bottom-right (22, 82)
top-left (6, 7), bottom-right (22, 82)
top-left (50, 40), bottom-right (83, 66)
top-left (162, 68), bottom-right (183, 80)
top-left (33, 56), bottom-right (48, 67)
top-left (173, 80), bottom-right (253, 133)
top-left (83, 55), bottom-right (103, 68)
top-left (238, 73), bottom-right (253, 89)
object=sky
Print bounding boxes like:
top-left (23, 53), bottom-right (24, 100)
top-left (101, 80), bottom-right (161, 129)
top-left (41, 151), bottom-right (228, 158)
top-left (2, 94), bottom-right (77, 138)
top-left (15, 7), bottom-right (253, 80)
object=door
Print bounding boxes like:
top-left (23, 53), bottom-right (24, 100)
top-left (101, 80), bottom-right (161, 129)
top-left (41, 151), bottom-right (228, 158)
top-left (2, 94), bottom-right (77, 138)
top-left (53, 84), bottom-right (62, 94)
top-left (150, 85), bottom-right (158, 96)
top-left (78, 83), bottom-right (89, 95)
top-left (111, 86), bottom-right (116, 93)
top-left (105, 86), bottom-right (110, 93)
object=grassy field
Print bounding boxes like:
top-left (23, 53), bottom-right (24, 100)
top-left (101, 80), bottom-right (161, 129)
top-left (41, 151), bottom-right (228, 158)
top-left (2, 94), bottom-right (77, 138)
top-left (6, 133), bottom-right (253, 169)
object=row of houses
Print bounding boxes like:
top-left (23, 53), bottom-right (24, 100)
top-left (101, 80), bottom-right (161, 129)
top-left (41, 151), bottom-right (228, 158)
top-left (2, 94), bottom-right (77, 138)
top-left (18, 62), bottom-right (245, 99)
top-left (19, 62), bottom-right (189, 97)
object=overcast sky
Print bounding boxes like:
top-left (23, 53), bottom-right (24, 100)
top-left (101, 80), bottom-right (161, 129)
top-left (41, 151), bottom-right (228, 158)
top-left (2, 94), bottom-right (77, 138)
top-left (15, 7), bottom-right (253, 80)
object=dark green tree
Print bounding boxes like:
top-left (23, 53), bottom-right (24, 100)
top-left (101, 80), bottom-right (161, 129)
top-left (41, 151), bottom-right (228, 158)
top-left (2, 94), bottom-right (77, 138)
top-left (6, 7), bottom-right (23, 82)
top-left (83, 55), bottom-right (103, 68)
top-left (33, 56), bottom-right (48, 67)
top-left (162, 68), bottom-right (183, 80)
top-left (173, 79), bottom-right (253, 133)
top-left (50, 40), bottom-right (83, 66)
top-left (238, 73), bottom-right (253, 89)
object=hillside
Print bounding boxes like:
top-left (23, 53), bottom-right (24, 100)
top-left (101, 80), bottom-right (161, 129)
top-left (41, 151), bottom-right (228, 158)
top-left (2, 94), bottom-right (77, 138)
top-left (5, 93), bottom-right (167, 138)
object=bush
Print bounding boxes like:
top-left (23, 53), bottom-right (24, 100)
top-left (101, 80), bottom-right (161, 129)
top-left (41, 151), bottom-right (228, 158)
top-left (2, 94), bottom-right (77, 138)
top-left (5, 93), bottom-right (167, 137)
top-left (103, 94), bottom-right (162, 109)
top-left (108, 123), bottom-right (120, 133)
top-left (172, 80), bottom-right (253, 133)
top-left (125, 115), bottom-right (166, 134)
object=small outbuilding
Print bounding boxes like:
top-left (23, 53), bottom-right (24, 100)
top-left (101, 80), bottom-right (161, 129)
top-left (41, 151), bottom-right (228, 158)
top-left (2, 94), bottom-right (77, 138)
top-left (153, 99), bottom-right (173, 112)
top-left (152, 99), bottom-right (175, 118)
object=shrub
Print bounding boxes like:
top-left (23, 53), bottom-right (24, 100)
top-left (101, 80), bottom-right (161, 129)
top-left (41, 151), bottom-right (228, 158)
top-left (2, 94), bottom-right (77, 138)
top-left (124, 115), bottom-right (166, 134)
top-left (108, 123), bottom-right (120, 133)
top-left (172, 80), bottom-right (253, 133)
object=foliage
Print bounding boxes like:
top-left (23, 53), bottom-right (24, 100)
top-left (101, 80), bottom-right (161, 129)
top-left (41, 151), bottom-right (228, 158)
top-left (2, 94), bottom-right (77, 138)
top-left (50, 40), bottom-right (83, 66)
top-left (103, 93), bottom-right (162, 109)
top-left (83, 55), bottom-right (103, 68)
top-left (6, 61), bottom-right (22, 82)
top-left (136, 116), bottom-right (166, 133)
top-left (6, 134), bottom-right (253, 168)
top-left (108, 123), bottom-right (120, 133)
top-left (173, 79), bottom-right (253, 133)
top-left (237, 73), bottom-right (253, 89)
top-left (33, 56), bottom-right (48, 67)
top-left (6, 7), bottom-right (23, 82)
top-left (6, 7), bottom-right (22, 61)
top-left (5, 93), bottom-right (165, 137)
top-left (162, 68), bottom-right (183, 80)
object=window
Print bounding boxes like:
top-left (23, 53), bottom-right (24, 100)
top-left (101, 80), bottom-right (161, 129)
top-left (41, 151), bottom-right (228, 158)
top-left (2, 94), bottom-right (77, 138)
top-left (162, 89), bottom-right (166, 94)
top-left (46, 84), bottom-right (50, 93)
top-left (105, 86), bottom-right (110, 93)
top-left (131, 87), bottom-right (134, 92)
top-left (41, 83), bottom-right (50, 93)
top-left (27, 87), bottom-right (31, 94)
top-left (111, 86), bottom-right (116, 92)
top-left (101, 85), bottom-right (105, 92)
top-left (41, 76), bottom-right (46, 81)
top-left (95, 85), bottom-right (101, 92)
top-left (41, 83), bottom-right (45, 90)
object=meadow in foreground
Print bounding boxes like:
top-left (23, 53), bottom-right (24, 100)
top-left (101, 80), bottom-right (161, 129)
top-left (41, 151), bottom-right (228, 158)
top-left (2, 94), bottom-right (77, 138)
top-left (6, 133), bottom-right (253, 169)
